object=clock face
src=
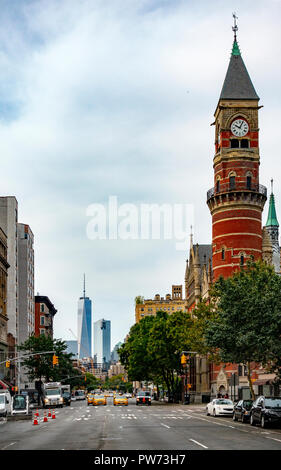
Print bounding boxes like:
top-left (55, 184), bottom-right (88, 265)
top-left (231, 119), bottom-right (249, 137)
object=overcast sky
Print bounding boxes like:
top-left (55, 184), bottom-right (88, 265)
top-left (1, 0), bottom-right (281, 350)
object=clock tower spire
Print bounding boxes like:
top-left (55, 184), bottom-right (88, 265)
top-left (207, 19), bottom-right (267, 281)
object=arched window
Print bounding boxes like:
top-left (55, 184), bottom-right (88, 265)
top-left (222, 248), bottom-right (225, 260)
top-left (246, 175), bottom-right (252, 190)
top-left (240, 254), bottom-right (244, 266)
top-left (229, 175), bottom-right (236, 190)
top-left (216, 179), bottom-right (220, 193)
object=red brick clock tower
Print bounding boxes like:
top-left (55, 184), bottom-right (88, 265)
top-left (207, 25), bottom-right (267, 281)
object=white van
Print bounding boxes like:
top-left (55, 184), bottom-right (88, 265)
top-left (0, 390), bottom-right (12, 417)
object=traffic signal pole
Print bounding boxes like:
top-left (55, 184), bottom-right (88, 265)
top-left (0, 351), bottom-right (56, 392)
top-left (180, 351), bottom-right (197, 405)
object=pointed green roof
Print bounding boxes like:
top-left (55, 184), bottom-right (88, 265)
top-left (266, 193), bottom-right (279, 227)
top-left (219, 39), bottom-right (259, 101)
top-left (231, 39), bottom-right (241, 56)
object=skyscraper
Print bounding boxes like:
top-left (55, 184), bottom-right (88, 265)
top-left (77, 275), bottom-right (92, 359)
top-left (0, 197), bottom-right (18, 344)
top-left (18, 224), bottom-right (34, 345)
top-left (93, 319), bottom-right (111, 366)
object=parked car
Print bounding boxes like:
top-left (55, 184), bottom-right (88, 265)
top-left (233, 399), bottom-right (253, 423)
top-left (250, 396), bottom-right (281, 428)
top-left (0, 390), bottom-right (12, 417)
top-left (206, 398), bottom-right (234, 417)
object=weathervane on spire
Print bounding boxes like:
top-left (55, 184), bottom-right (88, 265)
top-left (232, 12), bottom-right (238, 41)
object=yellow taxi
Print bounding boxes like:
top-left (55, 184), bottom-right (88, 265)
top-left (87, 393), bottom-right (95, 405)
top-left (113, 395), bottom-right (128, 406)
top-left (92, 394), bottom-right (107, 406)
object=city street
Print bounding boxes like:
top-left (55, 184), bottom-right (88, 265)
top-left (1, 398), bottom-right (281, 450)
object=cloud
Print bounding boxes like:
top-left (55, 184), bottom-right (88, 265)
top-left (0, 0), bottom-right (280, 347)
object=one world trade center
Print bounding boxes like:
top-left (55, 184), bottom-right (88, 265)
top-left (77, 275), bottom-right (92, 359)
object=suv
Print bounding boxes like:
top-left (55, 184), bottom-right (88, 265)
top-left (136, 391), bottom-right (151, 406)
top-left (250, 396), bottom-right (281, 428)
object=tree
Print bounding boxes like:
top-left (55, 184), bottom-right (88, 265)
top-left (119, 310), bottom-right (194, 402)
top-left (204, 261), bottom-right (281, 399)
top-left (188, 300), bottom-right (220, 363)
top-left (18, 335), bottom-right (77, 403)
top-left (119, 315), bottom-right (155, 383)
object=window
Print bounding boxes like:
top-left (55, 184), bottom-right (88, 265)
top-left (40, 316), bottom-right (45, 326)
top-left (241, 139), bottom-right (249, 148)
top-left (222, 248), bottom-right (225, 260)
top-left (229, 175), bottom-right (236, 190)
top-left (216, 179), bottom-right (220, 193)
top-left (41, 304), bottom-right (45, 313)
top-left (240, 254), bottom-right (244, 266)
top-left (230, 139), bottom-right (239, 148)
top-left (230, 139), bottom-right (249, 149)
top-left (40, 329), bottom-right (45, 335)
top-left (246, 175), bottom-right (252, 190)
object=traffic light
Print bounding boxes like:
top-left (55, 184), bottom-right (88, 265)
top-left (5, 360), bottom-right (10, 368)
top-left (181, 354), bottom-right (187, 365)
top-left (52, 355), bottom-right (59, 366)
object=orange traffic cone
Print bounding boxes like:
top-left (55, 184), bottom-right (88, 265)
top-left (48, 409), bottom-right (52, 418)
top-left (35, 409), bottom-right (39, 417)
top-left (33, 413), bottom-right (39, 425)
top-left (52, 409), bottom-right (56, 419)
top-left (43, 411), bottom-right (48, 423)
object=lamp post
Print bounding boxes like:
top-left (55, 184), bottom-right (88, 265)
top-left (181, 351), bottom-right (197, 405)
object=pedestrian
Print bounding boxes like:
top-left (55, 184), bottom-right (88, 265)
top-left (224, 393), bottom-right (229, 399)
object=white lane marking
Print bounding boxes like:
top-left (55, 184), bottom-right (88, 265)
top-left (265, 437), bottom-right (281, 444)
top-left (185, 414), bottom-right (234, 429)
top-left (2, 442), bottom-right (16, 450)
top-left (189, 439), bottom-right (208, 449)
top-left (161, 423), bottom-right (170, 429)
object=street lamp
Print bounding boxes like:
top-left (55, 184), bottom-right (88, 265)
top-left (180, 351), bottom-right (197, 405)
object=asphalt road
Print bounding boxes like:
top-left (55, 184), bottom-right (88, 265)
top-left (1, 398), bottom-right (281, 450)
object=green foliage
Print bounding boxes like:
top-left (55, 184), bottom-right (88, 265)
top-left (204, 261), bottom-right (281, 396)
top-left (119, 310), bottom-right (194, 400)
top-left (188, 300), bottom-right (219, 362)
top-left (18, 334), bottom-right (77, 384)
top-left (135, 295), bottom-right (144, 305)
